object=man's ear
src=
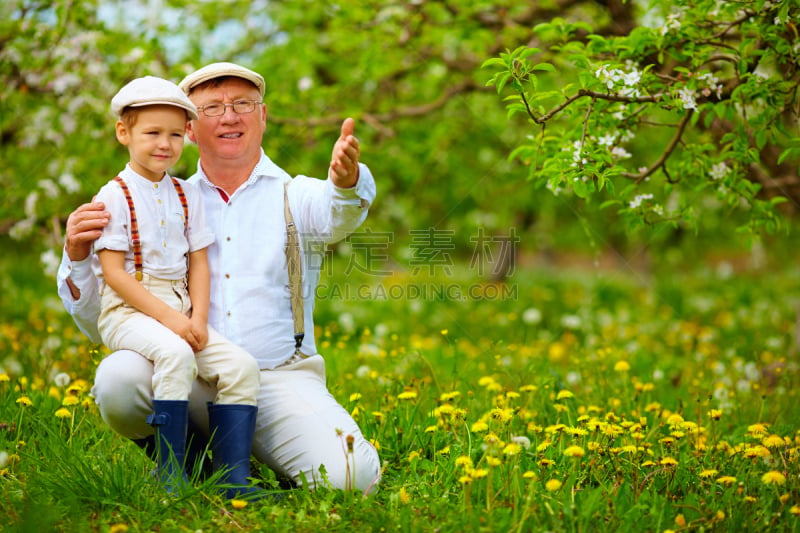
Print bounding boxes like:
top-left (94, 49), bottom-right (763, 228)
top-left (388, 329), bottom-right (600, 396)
top-left (115, 120), bottom-right (129, 145)
top-left (186, 120), bottom-right (197, 143)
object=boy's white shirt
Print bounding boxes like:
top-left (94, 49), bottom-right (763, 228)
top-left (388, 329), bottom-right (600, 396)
top-left (91, 164), bottom-right (214, 281)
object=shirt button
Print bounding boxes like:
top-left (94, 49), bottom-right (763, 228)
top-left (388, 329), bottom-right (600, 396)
top-left (227, 311), bottom-right (232, 317)
top-left (226, 236), bottom-right (231, 241)
top-left (225, 273), bottom-right (231, 279)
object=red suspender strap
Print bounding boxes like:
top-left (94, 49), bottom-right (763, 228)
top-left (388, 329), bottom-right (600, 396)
top-left (170, 178), bottom-right (189, 236)
top-left (112, 176), bottom-right (190, 283)
top-left (112, 176), bottom-right (143, 281)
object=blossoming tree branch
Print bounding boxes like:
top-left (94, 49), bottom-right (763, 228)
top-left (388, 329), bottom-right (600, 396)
top-left (483, 0), bottom-right (799, 237)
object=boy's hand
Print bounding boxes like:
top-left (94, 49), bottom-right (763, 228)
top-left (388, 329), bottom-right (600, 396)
top-left (189, 317), bottom-right (208, 352)
top-left (161, 310), bottom-right (199, 350)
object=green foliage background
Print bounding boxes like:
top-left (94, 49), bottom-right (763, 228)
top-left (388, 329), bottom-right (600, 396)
top-left (3, 0), bottom-right (799, 274)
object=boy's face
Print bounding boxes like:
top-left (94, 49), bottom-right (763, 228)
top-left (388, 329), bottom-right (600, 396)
top-left (116, 105), bottom-right (188, 181)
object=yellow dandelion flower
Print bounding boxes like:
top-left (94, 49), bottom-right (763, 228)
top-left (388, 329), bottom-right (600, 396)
top-left (780, 493), bottom-right (791, 505)
top-left (743, 445), bottom-right (771, 458)
top-left (440, 391), bottom-right (461, 402)
top-left (370, 438), bottom-right (381, 451)
top-left (505, 391), bottom-right (520, 400)
top-left (715, 510), bottom-right (725, 521)
top-left (587, 441), bottom-right (602, 451)
top-left (614, 360), bottom-right (630, 372)
top-left (659, 437), bottom-right (675, 446)
top-left (15, 396), bottom-right (32, 407)
top-left (408, 450), bottom-right (421, 462)
top-left (666, 413), bottom-right (684, 426)
top-left (761, 471), bottom-right (786, 485)
top-left (522, 471), bottom-right (537, 479)
top-left (519, 384), bottom-right (537, 392)
top-left (230, 499), bottom-right (248, 510)
top-left (602, 424), bottom-right (624, 438)
top-left (538, 458), bottom-right (555, 466)
top-left (399, 486), bottom-right (410, 505)
top-left (478, 376), bottom-right (496, 388)
top-left (716, 475), bottom-right (737, 485)
top-left (556, 390), bottom-right (574, 400)
top-left (109, 525), bottom-right (129, 533)
top-left (545, 479), bottom-right (562, 492)
top-left (0, 373), bottom-right (10, 382)
top-left (459, 475), bottom-right (473, 484)
top-left (437, 446), bottom-right (450, 455)
top-left (455, 456), bottom-right (473, 469)
top-left (397, 390), bottom-right (418, 401)
top-left (762, 435), bottom-right (786, 448)
top-left (790, 505), bottom-right (800, 516)
top-left (62, 396), bottom-right (79, 406)
top-left (699, 469), bottom-right (718, 479)
top-left (644, 402), bottom-right (662, 412)
top-left (620, 445), bottom-right (638, 454)
top-left (641, 460), bottom-right (656, 467)
top-left (54, 408), bottom-right (71, 419)
top-left (674, 514), bottom-right (686, 527)
top-left (349, 392), bottom-right (362, 402)
top-left (536, 441), bottom-right (551, 453)
top-left (708, 409), bottom-right (722, 420)
top-left (744, 496), bottom-right (757, 503)
top-left (503, 443), bottom-right (522, 456)
top-left (424, 425), bottom-right (438, 433)
top-left (660, 457), bottom-right (678, 467)
top-left (471, 421), bottom-right (489, 432)
top-left (747, 423), bottom-right (769, 436)
top-left (486, 456), bottom-right (502, 467)
top-left (470, 468), bottom-right (489, 479)
top-left (440, 329), bottom-right (448, 336)
top-left (564, 445), bottom-right (585, 458)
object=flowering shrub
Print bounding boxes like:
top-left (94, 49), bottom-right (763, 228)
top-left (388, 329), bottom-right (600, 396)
top-left (483, 0), bottom-right (799, 237)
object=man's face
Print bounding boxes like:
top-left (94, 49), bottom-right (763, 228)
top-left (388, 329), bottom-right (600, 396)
top-left (186, 78), bottom-right (266, 165)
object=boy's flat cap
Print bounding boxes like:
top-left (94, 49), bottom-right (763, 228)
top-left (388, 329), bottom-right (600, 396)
top-left (111, 76), bottom-right (199, 120)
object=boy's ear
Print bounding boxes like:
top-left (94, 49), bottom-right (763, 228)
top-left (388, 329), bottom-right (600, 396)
top-left (115, 120), bottom-right (129, 145)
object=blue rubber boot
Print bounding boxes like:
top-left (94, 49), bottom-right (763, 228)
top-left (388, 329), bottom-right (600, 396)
top-left (134, 418), bottom-right (211, 480)
top-left (146, 399), bottom-right (190, 493)
top-left (208, 403), bottom-right (260, 499)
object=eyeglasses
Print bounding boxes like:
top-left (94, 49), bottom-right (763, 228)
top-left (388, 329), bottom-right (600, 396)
top-left (196, 100), bottom-right (262, 117)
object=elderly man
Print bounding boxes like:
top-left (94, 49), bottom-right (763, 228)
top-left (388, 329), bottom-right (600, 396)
top-left (58, 62), bottom-right (380, 493)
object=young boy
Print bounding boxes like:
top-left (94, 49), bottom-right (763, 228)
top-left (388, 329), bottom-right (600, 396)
top-left (92, 76), bottom-right (261, 498)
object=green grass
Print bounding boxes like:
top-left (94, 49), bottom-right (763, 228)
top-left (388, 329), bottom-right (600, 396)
top-left (1, 243), bottom-right (799, 532)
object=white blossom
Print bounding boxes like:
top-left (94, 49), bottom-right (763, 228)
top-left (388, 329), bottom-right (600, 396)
top-left (297, 76), bottom-right (313, 92)
top-left (522, 307), bottom-right (542, 325)
top-left (610, 146), bottom-right (632, 159)
top-left (629, 193), bottom-right (653, 209)
top-left (59, 173), bottom-right (81, 194)
top-left (709, 162), bottom-right (729, 180)
top-left (678, 86), bottom-right (697, 110)
top-left (597, 133), bottom-right (616, 147)
top-left (38, 179), bottom-right (59, 198)
top-left (41, 248), bottom-right (60, 278)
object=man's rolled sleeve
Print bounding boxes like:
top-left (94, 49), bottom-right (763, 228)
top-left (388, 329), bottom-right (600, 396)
top-left (56, 250), bottom-right (102, 343)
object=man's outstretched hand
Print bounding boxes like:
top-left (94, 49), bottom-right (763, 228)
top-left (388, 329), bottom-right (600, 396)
top-left (329, 118), bottom-right (361, 188)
